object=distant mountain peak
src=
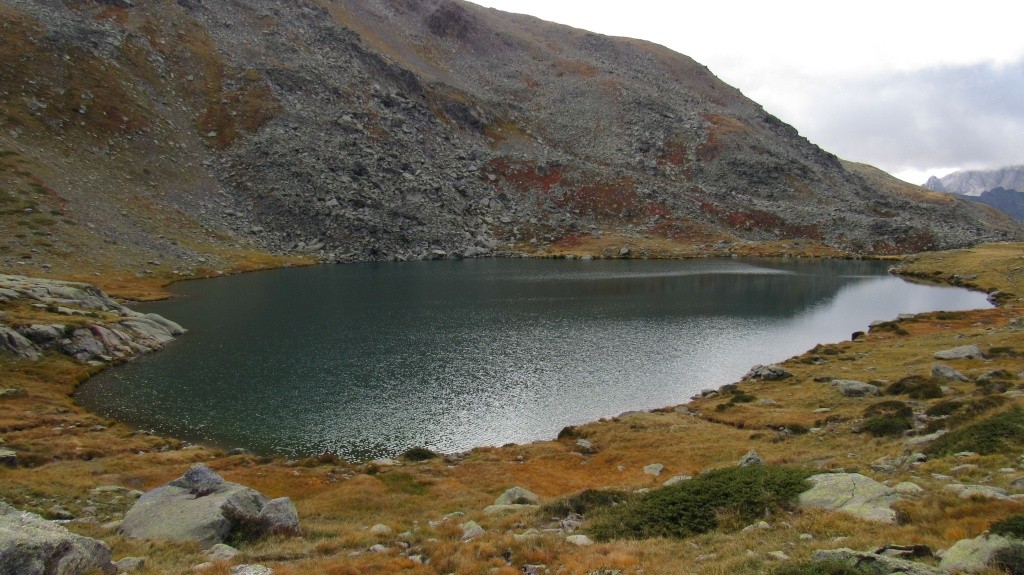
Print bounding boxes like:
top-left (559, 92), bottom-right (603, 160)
top-left (925, 166), bottom-right (1024, 196)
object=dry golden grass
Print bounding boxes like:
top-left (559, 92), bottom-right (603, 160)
top-left (1, 242), bottom-right (1023, 574)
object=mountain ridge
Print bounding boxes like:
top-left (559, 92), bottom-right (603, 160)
top-left (0, 0), bottom-right (1020, 281)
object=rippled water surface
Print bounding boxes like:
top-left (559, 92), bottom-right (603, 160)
top-left (76, 258), bottom-right (989, 458)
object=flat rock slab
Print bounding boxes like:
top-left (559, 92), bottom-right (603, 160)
top-left (798, 473), bottom-right (901, 523)
top-left (812, 548), bottom-right (943, 575)
top-left (934, 345), bottom-right (984, 360)
top-left (829, 380), bottom-right (881, 397)
top-left (0, 501), bottom-right (116, 575)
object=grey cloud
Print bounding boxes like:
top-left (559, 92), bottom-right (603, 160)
top-left (771, 60), bottom-right (1024, 173)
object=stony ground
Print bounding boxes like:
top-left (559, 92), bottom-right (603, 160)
top-left (2, 242), bottom-right (1024, 574)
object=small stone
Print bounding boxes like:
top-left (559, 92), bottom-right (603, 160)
top-left (643, 463), bottom-right (664, 476)
top-left (566, 534), bottom-right (593, 546)
top-left (738, 450), bottom-right (765, 467)
top-left (230, 566), bottom-right (273, 575)
top-left (799, 533), bottom-right (814, 541)
top-left (115, 557), bottom-right (145, 572)
top-left (205, 543), bottom-right (240, 561)
top-left (494, 486), bottom-right (539, 506)
top-left (932, 364), bottom-right (970, 382)
top-left (768, 551), bottom-right (789, 561)
top-left (662, 475), bottom-right (692, 487)
top-left (950, 464), bottom-right (978, 474)
top-left (368, 544), bottom-right (388, 553)
top-left (461, 520), bottom-right (485, 540)
top-left (574, 438), bottom-right (596, 454)
top-left (894, 482), bottom-right (924, 495)
top-left (369, 524), bottom-right (392, 536)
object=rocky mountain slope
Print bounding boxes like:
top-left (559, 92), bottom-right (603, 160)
top-left (966, 187), bottom-right (1024, 222)
top-left (926, 166), bottom-right (1024, 196)
top-left (1, 0), bottom-right (1021, 280)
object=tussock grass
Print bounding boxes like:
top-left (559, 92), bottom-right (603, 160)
top-left (926, 407), bottom-right (1024, 456)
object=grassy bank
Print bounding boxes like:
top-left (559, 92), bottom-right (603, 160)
top-left (1, 242), bottom-right (1023, 574)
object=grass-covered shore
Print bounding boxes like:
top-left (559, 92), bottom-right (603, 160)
top-left (2, 242), bottom-right (1024, 574)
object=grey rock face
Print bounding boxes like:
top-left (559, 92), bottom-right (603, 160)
top-left (812, 548), bottom-right (943, 575)
top-left (934, 345), bottom-right (985, 360)
top-left (798, 473), bottom-right (901, 523)
top-left (121, 464), bottom-right (298, 548)
top-left (0, 501), bottom-right (116, 575)
top-left (0, 326), bottom-right (40, 360)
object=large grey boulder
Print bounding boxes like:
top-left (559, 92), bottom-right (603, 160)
top-left (121, 464), bottom-right (299, 548)
top-left (738, 450), bottom-right (765, 467)
top-left (812, 548), bottom-right (943, 575)
top-left (798, 473), bottom-right (901, 523)
top-left (743, 364), bottom-right (793, 381)
top-left (934, 345), bottom-right (984, 360)
top-left (939, 534), bottom-right (1015, 573)
top-left (0, 501), bottom-right (116, 575)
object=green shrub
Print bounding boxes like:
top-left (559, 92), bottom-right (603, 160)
top-left (731, 392), bottom-right (757, 404)
top-left (886, 375), bottom-right (942, 399)
top-left (861, 416), bottom-right (913, 437)
top-left (864, 400), bottom-right (913, 419)
top-left (587, 465), bottom-right (810, 540)
top-left (870, 321), bottom-right (908, 336)
top-left (990, 514), bottom-right (1024, 539)
top-left (772, 561), bottom-right (869, 575)
top-left (400, 446), bottom-right (439, 461)
top-left (925, 401), bottom-right (963, 417)
top-left (991, 544), bottom-right (1024, 575)
top-left (926, 407), bottom-right (1024, 456)
top-left (540, 488), bottom-right (634, 518)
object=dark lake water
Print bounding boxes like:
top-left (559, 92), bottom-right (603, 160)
top-left (76, 258), bottom-right (989, 459)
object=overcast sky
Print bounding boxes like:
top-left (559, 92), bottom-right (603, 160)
top-left (471, 0), bottom-right (1024, 184)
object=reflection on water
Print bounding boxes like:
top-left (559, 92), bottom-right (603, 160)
top-left (76, 258), bottom-right (990, 459)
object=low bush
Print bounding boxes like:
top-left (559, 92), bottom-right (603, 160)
top-left (772, 561), bottom-right (869, 575)
top-left (925, 401), bottom-right (963, 417)
top-left (991, 544), bottom-right (1024, 575)
top-left (864, 400), bottom-right (912, 419)
top-left (587, 465), bottom-right (810, 540)
top-left (926, 407), bottom-right (1024, 456)
top-left (886, 375), bottom-right (942, 399)
top-left (990, 514), bottom-right (1024, 539)
top-left (861, 415), bottom-right (912, 437)
top-left (540, 488), bottom-right (634, 518)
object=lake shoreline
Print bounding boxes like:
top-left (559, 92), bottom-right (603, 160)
top-left (1, 242), bottom-right (1022, 574)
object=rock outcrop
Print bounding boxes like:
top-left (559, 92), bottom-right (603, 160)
top-left (939, 534), bottom-right (1017, 573)
top-left (0, 275), bottom-right (184, 364)
top-left (121, 464), bottom-right (299, 548)
top-left (0, 501), bottom-right (116, 575)
top-left (798, 473), bottom-right (902, 523)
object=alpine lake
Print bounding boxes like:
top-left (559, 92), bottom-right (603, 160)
top-left (76, 258), bottom-right (990, 460)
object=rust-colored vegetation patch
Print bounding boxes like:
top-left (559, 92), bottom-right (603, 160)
top-left (486, 158), bottom-right (565, 194)
top-left (557, 178), bottom-right (639, 219)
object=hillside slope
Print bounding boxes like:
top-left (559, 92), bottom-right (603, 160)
top-left (1, 0), bottom-right (1021, 282)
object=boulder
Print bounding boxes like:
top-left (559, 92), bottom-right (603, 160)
top-left (0, 448), bottom-right (17, 468)
top-left (0, 388), bottom-right (26, 400)
top-left (460, 520), bottom-right (484, 540)
top-left (934, 345), bottom-right (984, 360)
top-left (662, 475), bottom-right (692, 487)
top-left (932, 364), bottom-right (970, 382)
top-left (19, 324), bottom-right (64, 344)
top-left (256, 498), bottom-right (300, 536)
top-left (205, 543), bottom-right (241, 561)
top-left (114, 557), bottom-right (145, 572)
top-left (939, 534), bottom-right (1015, 573)
top-left (231, 566), bottom-right (273, 575)
top-left (566, 534), bottom-right (593, 546)
top-left (121, 464), bottom-right (299, 548)
top-left (0, 326), bottom-right (40, 360)
top-left (893, 482), bottom-right (924, 495)
top-left (798, 473), bottom-right (901, 523)
top-left (643, 463), bottom-right (664, 476)
top-left (738, 450), bottom-right (765, 467)
top-left (744, 364), bottom-right (793, 381)
top-left (0, 501), bottom-right (116, 575)
top-left (830, 380), bottom-right (881, 397)
top-left (812, 548), bottom-right (943, 575)
top-left (494, 486), bottom-right (539, 506)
